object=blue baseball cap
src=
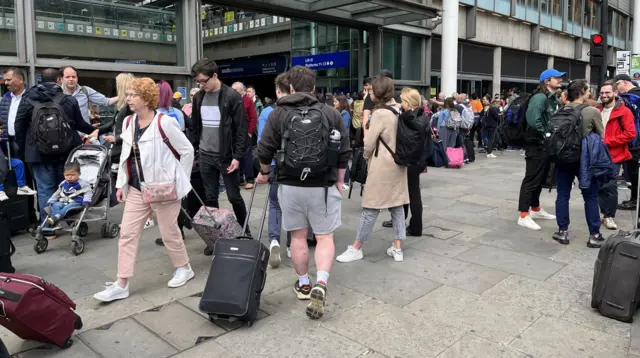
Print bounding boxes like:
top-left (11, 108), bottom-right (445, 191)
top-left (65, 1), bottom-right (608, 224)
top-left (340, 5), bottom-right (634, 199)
top-left (539, 69), bottom-right (566, 82)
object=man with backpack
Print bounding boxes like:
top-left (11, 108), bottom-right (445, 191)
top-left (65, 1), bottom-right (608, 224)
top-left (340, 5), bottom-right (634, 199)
top-left (517, 69), bottom-right (564, 231)
top-left (255, 66), bottom-right (350, 320)
top-left (14, 68), bottom-right (98, 223)
top-left (612, 74), bottom-right (640, 212)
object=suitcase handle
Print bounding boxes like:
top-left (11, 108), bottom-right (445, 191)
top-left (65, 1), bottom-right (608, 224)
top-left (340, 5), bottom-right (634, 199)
top-left (188, 186), bottom-right (222, 230)
top-left (258, 268), bottom-right (267, 293)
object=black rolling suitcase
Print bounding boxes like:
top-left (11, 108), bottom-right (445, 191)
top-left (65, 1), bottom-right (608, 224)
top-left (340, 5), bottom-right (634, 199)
top-left (199, 184), bottom-right (269, 326)
top-left (591, 164), bottom-right (640, 322)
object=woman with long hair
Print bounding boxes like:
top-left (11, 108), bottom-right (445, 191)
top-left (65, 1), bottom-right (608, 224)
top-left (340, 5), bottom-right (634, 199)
top-left (157, 80), bottom-right (185, 132)
top-left (436, 97), bottom-right (460, 148)
top-left (336, 76), bottom-right (409, 263)
top-left (334, 94), bottom-right (352, 189)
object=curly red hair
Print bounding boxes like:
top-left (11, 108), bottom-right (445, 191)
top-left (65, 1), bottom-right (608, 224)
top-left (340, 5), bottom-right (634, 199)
top-left (129, 77), bottom-right (159, 110)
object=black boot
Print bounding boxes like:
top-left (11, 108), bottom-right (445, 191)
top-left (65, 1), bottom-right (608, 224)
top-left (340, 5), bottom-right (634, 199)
top-left (382, 220), bottom-right (392, 228)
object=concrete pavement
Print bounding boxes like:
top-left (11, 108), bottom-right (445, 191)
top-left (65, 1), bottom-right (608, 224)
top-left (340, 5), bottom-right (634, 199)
top-left (4, 150), bottom-right (638, 357)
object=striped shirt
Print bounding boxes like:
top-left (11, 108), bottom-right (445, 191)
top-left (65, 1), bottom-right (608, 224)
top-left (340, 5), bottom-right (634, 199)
top-left (200, 90), bottom-right (221, 154)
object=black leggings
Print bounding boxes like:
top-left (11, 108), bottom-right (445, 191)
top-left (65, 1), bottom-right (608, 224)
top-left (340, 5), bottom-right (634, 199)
top-left (404, 164), bottom-right (426, 234)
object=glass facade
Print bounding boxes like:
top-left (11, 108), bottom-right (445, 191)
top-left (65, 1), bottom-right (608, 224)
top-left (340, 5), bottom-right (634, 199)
top-left (33, 0), bottom-right (180, 65)
top-left (382, 33), bottom-right (422, 81)
top-left (201, 6), bottom-right (290, 40)
top-left (0, 0), bottom-right (16, 56)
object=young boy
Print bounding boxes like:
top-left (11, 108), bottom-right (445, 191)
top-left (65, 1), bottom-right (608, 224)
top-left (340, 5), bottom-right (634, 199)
top-left (44, 161), bottom-right (93, 227)
top-left (0, 154), bottom-right (37, 201)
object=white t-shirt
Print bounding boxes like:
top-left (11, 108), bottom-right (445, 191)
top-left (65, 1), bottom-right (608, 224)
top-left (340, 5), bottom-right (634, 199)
top-left (601, 106), bottom-right (613, 137)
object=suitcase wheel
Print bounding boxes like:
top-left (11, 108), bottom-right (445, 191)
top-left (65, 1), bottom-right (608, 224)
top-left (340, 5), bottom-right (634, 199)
top-left (34, 239), bottom-right (48, 254)
top-left (75, 316), bottom-right (83, 330)
top-left (62, 337), bottom-right (73, 349)
top-left (72, 239), bottom-right (85, 256)
top-left (246, 321), bottom-right (253, 327)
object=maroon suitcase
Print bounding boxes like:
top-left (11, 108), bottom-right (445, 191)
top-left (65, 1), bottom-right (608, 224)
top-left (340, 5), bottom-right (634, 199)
top-left (0, 273), bottom-right (82, 348)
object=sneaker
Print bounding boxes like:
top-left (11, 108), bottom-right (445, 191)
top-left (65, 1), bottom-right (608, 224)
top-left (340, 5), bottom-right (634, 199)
top-left (517, 216), bottom-right (541, 231)
top-left (603, 217), bottom-right (618, 230)
top-left (342, 183), bottom-right (350, 191)
top-left (0, 191), bottom-right (8, 202)
top-left (286, 247), bottom-right (291, 258)
top-left (93, 282), bottom-right (129, 302)
top-left (203, 246), bottom-right (213, 256)
top-left (293, 280), bottom-right (312, 300)
top-left (386, 246), bottom-right (404, 262)
top-left (618, 200), bottom-right (636, 210)
top-left (46, 216), bottom-right (56, 226)
top-left (552, 230), bottom-right (569, 245)
top-left (529, 208), bottom-right (556, 220)
top-left (381, 220), bottom-right (393, 228)
top-left (219, 186), bottom-right (227, 194)
top-left (269, 241), bottom-right (281, 268)
top-left (144, 218), bottom-right (155, 229)
top-left (167, 265), bottom-right (195, 288)
top-left (336, 245), bottom-right (363, 263)
top-left (305, 283), bottom-right (327, 320)
top-left (587, 234), bottom-right (605, 248)
top-left (245, 183), bottom-right (254, 190)
top-left (487, 153), bottom-right (497, 158)
top-left (17, 186), bottom-right (37, 196)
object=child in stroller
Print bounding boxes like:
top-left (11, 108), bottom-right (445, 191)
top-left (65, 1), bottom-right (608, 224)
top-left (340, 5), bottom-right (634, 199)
top-left (42, 161), bottom-right (93, 229)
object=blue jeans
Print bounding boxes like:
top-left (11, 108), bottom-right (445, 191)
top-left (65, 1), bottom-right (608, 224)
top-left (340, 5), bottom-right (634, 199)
top-left (598, 163), bottom-right (621, 218)
top-left (43, 201), bottom-right (82, 233)
top-left (31, 162), bottom-right (65, 220)
top-left (555, 162), bottom-right (601, 235)
top-left (0, 158), bottom-right (27, 190)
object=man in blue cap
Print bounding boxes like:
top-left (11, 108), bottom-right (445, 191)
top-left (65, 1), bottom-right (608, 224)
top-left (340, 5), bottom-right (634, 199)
top-left (517, 68), bottom-right (565, 231)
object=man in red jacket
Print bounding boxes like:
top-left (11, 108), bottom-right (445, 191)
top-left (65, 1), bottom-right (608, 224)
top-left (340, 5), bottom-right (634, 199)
top-left (598, 80), bottom-right (637, 230)
top-left (232, 82), bottom-right (258, 189)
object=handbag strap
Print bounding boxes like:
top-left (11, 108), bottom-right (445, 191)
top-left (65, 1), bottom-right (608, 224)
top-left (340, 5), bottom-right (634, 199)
top-left (156, 113), bottom-right (180, 160)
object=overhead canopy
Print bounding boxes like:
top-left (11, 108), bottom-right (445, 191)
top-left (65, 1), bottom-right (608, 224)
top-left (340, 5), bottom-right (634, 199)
top-left (201, 0), bottom-right (439, 28)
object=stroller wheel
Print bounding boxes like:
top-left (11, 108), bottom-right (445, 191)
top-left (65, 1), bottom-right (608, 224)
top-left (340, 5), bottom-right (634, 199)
top-left (100, 223), bottom-right (109, 238)
top-left (34, 239), bottom-right (48, 254)
top-left (76, 223), bottom-right (89, 237)
top-left (109, 224), bottom-right (120, 238)
top-left (72, 239), bottom-right (85, 256)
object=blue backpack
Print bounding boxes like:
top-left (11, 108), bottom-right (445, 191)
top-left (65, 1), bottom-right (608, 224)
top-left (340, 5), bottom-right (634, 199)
top-left (619, 93), bottom-right (640, 148)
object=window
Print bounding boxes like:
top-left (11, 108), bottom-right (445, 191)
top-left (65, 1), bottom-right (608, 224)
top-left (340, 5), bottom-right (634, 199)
top-left (383, 33), bottom-right (422, 80)
top-left (0, 0), bottom-right (16, 56)
top-left (567, 0), bottom-right (582, 36)
top-left (584, 0), bottom-right (598, 34)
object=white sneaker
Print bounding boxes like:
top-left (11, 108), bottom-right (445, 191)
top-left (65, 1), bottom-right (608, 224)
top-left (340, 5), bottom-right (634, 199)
top-left (603, 217), bottom-right (618, 230)
top-left (144, 218), bottom-right (155, 230)
top-left (342, 184), bottom-right (350, 191)
top-left (0, 191), bottom-right (8, 201)
top-left (167, 265), bottom-right (195, 288)
top-left (17, 186), bottom-right (37, 196)
top-left (93, 282), bottom-right (129, 302)
top-left (269, 241), bottom-right (281, 268)
top-left (517, 216), bottom-right (541, 231)
top-left (386, 246), bottom-right (404, 262)
top-left (286, 247), bottom-right (291, 258)
top-left (487, 153), bottom-right (497, 159)
top-left (336, 245), bottom-right (363, 263)
top-left (530, 208), bottom-right (556, 220)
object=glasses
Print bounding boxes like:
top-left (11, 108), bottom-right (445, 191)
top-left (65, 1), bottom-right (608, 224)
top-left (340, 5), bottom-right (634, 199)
top-left (124, 92), bottom-right (139, 98)
top-left (196, 76), bottom-right (211, 85)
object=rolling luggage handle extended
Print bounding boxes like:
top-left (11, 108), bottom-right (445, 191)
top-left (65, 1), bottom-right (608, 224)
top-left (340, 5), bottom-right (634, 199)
top-left (237, 183), bottom-right (269, 240)
top-left (185, 187), bottom-right (222, 230)
top-left (1, 139), bottom-right (11, 171)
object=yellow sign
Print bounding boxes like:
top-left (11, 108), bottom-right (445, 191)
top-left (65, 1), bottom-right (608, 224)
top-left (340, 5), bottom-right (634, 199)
top-left (430, 87), bottom-right (436, 96)
top-left (95, 27), bottom-right (102, 35)
top-left (121, 30), bottom-right (128, 37)
top-left (224, 11), bottom-right (234, 23)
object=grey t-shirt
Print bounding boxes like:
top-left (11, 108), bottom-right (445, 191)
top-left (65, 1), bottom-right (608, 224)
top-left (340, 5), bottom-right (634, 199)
top-left (200, 90), bottom-right (221, 153)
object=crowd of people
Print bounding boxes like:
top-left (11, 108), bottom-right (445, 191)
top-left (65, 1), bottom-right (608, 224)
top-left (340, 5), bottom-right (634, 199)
top-left (1, 60), bottom-right (639, 320)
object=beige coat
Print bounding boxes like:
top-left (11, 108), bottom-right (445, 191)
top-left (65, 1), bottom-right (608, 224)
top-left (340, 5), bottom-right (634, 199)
top-left (362, 99), bottom-right (409, 209)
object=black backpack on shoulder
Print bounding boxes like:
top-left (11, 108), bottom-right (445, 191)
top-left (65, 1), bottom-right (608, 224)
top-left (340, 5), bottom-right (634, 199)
top-left (502, 94), bottom-right (531, 147)
top-left (377, 106), bottom-right (427, 167)
top-left (546, 104), bottom-right (586, 164)
top-left (28, 93), bottom-right (73, 155)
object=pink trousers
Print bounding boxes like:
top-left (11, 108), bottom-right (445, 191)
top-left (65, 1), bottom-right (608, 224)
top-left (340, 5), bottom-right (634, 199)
top-left (117, 188), bottom-right (189, 278)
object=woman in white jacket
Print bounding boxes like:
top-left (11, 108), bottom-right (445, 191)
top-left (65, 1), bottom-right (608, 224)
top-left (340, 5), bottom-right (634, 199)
top-left (94, 77), bottom-right (195, 302)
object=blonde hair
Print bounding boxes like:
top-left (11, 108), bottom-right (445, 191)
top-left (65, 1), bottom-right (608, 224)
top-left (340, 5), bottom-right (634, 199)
top-left (115, 73), bottom-right (135, 110)
top-left (129, 77), bottom-right (159, 110)
top-left (400, 87), bottom-right (422, 110)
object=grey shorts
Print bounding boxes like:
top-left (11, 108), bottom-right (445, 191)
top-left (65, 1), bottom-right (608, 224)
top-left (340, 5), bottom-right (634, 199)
top-left (278, 184), bottom-right (342, 235)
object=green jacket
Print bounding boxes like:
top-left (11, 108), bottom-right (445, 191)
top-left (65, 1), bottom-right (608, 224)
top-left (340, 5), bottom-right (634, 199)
top-left (525, 92), bottom-right (559, 143)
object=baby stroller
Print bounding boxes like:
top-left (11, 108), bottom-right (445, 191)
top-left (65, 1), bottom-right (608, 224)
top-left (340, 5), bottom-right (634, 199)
top-left (33, 144), bottom-right (119, 256)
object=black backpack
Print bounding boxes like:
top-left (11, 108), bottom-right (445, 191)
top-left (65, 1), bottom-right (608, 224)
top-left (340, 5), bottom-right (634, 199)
top-left (276, 102), bottom-right (332, 181)
top-left (28, 93), bottom-right (73, 155)
top-left (546, 104), bottom-right (587, 164)
top-left (502, 94), bottom-right (531, 147)
top-left (377, 106), bottom-right (427, 167)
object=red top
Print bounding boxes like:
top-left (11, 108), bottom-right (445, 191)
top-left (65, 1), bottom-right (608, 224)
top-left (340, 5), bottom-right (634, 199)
top-left (599, 101), bottom-right (637, 164)
top-left (242, 95), bottom-right (257, 135)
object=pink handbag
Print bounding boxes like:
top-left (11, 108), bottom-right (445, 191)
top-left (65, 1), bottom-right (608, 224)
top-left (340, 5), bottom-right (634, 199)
top-left (446, 147), bottom-right (464, 168)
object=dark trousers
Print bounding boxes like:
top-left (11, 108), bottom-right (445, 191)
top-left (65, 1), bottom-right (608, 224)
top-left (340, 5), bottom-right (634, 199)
top-left (200, 152), bottom-right (248, 230)
top-left (403, 164), bottom-right (425, 234)
top-left (485, 128), bottom-right (496, 154)
top-left (31, 161), bottom-right (65, 220)
top-left (555, 162), bottom-right (601, 235)
top-left (470, 125), bottom-right (483, 147)
top-left (518, 144), bottom-right (551, 212)
top-left (628, 158), bottom-right (639, 202)
top-left (241, 143), bottom-right (254, 184)
top-left (598, 163), bottom-right (621, 218)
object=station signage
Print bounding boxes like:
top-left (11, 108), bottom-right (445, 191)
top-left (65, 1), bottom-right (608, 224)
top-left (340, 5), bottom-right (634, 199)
top-left (291, 51), bottom-right (350, 70)
top-left (217, 55), bottom-right (288, 78)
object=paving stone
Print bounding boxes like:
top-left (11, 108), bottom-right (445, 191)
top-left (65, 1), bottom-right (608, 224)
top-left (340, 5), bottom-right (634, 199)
top-left (545, 262), bottom-right (594, 293)
top-left (80, 318), bottom-right (177, 358)
top-left (632, 317), bottom-right (640, 356)
top-left (383, 249), bottom-right (510, 294)
top-left (482, 275), bottom-right (582, 317)
top-left (178, 295), bottom-right (270, 331)
top-left (436, 334), bottom-right (529, 358)
top-left (420, 226), bottom-right (462, 240)
top-left (421, 195), bottom-right (456, 211)
top-left (405, 286), bottom-right (540, 345)
top-left (215, 314), bottom-right (367, 358)
top-left (133, 302), bottom-right (226, 350)
top-left (408, 237), bottom-right (478, 257)
top-left (456, 245), bottom-right (565, 281)
top-left (561, 294), bottom-right (631, 338)
top-left (329, 260), bottom-right (440, 306)
top-left (471, 230), bottom-right (563, 257)
top-left (508, 316), bottom-right (628, 357)
top-left (456, 194), bottom-right (510, 207)
top-left (169, 340), bottom-right (238, 357)
top-left (263, 282), bottom-right (372, 319)
top-left (548, 246), bottom-right (599, 267)
top-left (422, 218), bottom-right (491, 241)
top-left (322, 300), bottom-right (464, 358)
top-left (16, 339), bottom-right (99, 358)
